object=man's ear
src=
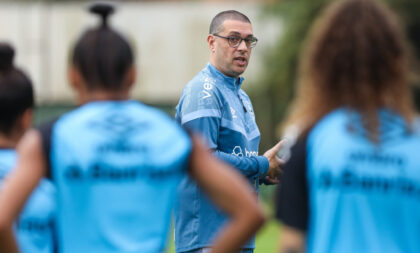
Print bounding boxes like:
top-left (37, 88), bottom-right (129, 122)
top-left (207, 34), bottom-right (216, 53)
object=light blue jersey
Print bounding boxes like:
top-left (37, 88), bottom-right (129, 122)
top-left (39, 100), bottom-right (191, 253)
top-left (174, 63), bottom-right (269, 252)
top-left (277, 108), bottom-right (420, 253)
top-left (0, 149), bottom-right (56, 253)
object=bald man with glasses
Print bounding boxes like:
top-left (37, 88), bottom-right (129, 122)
top-left (174, 10), bottom-right (284, 253)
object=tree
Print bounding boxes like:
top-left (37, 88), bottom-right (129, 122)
top-left (250, 0), bottom-right (420, 150)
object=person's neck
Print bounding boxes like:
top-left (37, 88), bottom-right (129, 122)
top-left (209, 60), bottom-right (239, 79)
top-left (0, 133), bottom-right (19, 149)
top-left (80, 89), bottom-right (130, 104)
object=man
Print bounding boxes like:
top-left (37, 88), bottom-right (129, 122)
top-left (174, 10), bottom-right (283, 253)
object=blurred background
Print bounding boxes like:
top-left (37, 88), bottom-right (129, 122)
top-left (2, 0), bottom-right (419, 252)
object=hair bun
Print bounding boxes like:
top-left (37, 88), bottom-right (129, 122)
top-left (89, 2), bottom-right (115, 27)
top-left (0, 43), bottom-right (14, 71)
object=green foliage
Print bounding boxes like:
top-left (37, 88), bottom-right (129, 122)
top-left (249, 0), bottom-right (331, 151)
top-left (250, 0), bottom-right (420, 151)
top-left (388, 0), bottom-right (420, 109)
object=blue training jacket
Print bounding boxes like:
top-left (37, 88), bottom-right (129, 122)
top-left (38, 100), bottom-right (191, 253)
top-left (0, 149), bottom-right (56, 253)
top-left (174, 63), bottom-right (269, 252)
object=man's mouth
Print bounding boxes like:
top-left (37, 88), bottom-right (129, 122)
top-left (233, 57), bottom-right (247, 66)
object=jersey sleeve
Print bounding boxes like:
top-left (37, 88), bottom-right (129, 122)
top-left (275, 134), bottom-right (309, 231)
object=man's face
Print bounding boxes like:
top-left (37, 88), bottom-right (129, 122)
top-left (209, 19), bottom-right (254, 78)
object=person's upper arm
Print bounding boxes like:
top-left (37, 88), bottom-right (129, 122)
top-left (182, 117), bottom-right (220, 150)
top-left (177, 79), bottom-right (223, 148)
top-left (275, 134), bottom-right (309, 231)
top-left (0, 130), bottom-right (46, 228)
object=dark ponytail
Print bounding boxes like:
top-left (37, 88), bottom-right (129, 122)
top-left (90, 3), bottom-right (114, 27)
top-left (0, 43), bottom-right (34, 135)
top-left (72, 2), bottom-right (134, 91)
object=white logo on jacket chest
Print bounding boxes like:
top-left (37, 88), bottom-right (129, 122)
top-left (201, 77), bottom-right (215, 99)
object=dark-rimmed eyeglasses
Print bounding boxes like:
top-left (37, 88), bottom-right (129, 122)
top-left (213, 34), bottom-right (258, 49)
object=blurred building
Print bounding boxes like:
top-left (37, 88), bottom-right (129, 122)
top-left (0, 1), bottom-right (282, 105)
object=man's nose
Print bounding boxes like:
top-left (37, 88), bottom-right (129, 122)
top-left (237, 39), bottom-right (248, 51)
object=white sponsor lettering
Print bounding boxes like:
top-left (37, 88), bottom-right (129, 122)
top-left (202, 90), bottom-right (211, 99)
top-left (203, 82), bottom-right (213, 90)
top-left (201, 77), bottom-right (215, 99)
top-left (245, 149), bottom-right (258, 157)
top-left (232, 146), bottom-right (258, 157)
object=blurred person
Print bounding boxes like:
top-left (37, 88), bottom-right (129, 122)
top-left (275, 0), bottom-right (420, 252)
top-left (0, 43), bottom-right (56, 253)
top-left (0, 3), bottom-right (265, 253)
top-left (174, 10), bottom-right (283, 253)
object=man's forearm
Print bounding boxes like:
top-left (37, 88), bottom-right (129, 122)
top-left (213, 150), bottom-right (268, 177)
top-left (181, 117), bottom-right (269, 177)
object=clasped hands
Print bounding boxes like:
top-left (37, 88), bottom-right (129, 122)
top-left (260, 140), bottom-right (286, 185)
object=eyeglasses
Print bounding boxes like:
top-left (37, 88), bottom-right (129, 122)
top-left (213, 34), bottom-right (258, 49)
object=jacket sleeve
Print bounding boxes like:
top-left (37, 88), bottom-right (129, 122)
top-left (180, 111), bottom-right (269, 178)
top-left (176, 79), bottom-right (269, 177)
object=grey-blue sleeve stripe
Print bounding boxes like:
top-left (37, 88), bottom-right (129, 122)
top-left (181, 109), bottom-right (221, 124)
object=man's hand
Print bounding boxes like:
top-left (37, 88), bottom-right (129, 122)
top-left (260, 175), bottom-right (280, 185)
top-left (263, 140), bottom-right (286, 181)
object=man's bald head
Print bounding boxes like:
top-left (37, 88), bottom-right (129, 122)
top-left (209, 10), bottom-right (251, 34)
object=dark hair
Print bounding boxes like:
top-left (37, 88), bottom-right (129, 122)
top-left (284, 0), bottom-right (415, 142)
top-left (209, 10), bottom-right (251, 34)
top-left (0, 43), bottom-right (34, 135)
top-left (72, 3), bottom-right (134, 91)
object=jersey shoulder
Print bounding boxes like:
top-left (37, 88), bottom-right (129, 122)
top-left (183, 68), bottom-right (222, 101)
top-left (177, 68), bottom-right (224, 117)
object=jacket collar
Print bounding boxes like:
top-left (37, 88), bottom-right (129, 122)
top-left (206, 62), bottom-right (244, 91)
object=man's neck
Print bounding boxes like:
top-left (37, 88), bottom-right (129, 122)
top-left (208, 61), bottom-right (240, 80)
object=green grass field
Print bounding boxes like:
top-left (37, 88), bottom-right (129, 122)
top-left (254, 219), bottom-right (280, 253)
top-left (166, 219), bottom-right (280, 252)
top-left (166, 187), bottom-right (281, 252)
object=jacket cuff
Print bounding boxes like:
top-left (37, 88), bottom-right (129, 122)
top-left (256, 156), bottom-right (269, 176)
